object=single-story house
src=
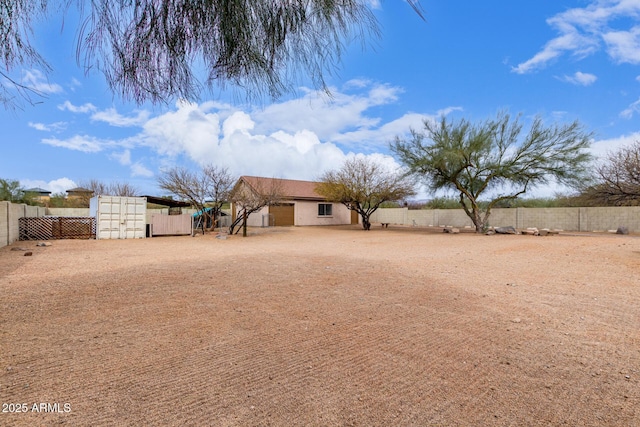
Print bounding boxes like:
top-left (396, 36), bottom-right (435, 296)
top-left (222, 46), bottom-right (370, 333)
top-left (231, 176), bottom-right (359, 227)
top-left (25, 187), bottom-right (51, 204)
top-left (66, 187), bottom-right (94, 200)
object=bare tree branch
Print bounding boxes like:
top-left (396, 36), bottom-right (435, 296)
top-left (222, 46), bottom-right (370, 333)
top-left (157, 166), bottom-right (235, 234)
top-left (586, 141), bottom-right (640, 206)
top-left (316, 157), bottom-right (415, 230)
top-left (229, 177), bottom-right (283, 236)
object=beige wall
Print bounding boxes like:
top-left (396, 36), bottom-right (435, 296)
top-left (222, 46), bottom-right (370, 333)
top-left (47, 208), bottom-right (91, 217)
top-left (1, 202), bottom-right (46, 248)
top-left (242, 201), bottom-right (352, 227)
top-left (245, 206), bottom-right (270, 227)
top-left (371, 206), bottom-right (640, 233)
top-left (294, 201), bottom-right (351, 226)
top-left (0, 202), bottom-right (8, 247)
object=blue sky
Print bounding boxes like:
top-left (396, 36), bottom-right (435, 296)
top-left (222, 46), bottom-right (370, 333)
top-left (2, 0), bottom-right (640, 199)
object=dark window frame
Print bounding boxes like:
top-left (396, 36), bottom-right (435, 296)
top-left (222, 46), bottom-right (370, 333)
top-left (318, 203), bottom-right (333, 217)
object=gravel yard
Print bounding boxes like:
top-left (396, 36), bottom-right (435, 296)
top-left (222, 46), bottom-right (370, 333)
top-left (1, 225), bottom-right (639, 426)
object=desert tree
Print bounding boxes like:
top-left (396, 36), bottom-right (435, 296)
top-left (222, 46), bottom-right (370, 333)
top-left (201, 165), bottom-right (236, 226)
top-left (585, 141), bottom-right (640, 206)
top-left (109, 181), bottom-right (138, 197)
top-left (157, 165), bottom-right (234, 234)
top-left (1, 0), bottom-right (424, 109)
top-left (391, 112), bottom-right (594, 232)
top-left (74, 179), bottom-right (139, 206)
top-left (0, 178), bottom-right (26, 202)
top-left (229, 177), bottom-right (283, 237)
top-left (316, 157), bottom-right (416, 230)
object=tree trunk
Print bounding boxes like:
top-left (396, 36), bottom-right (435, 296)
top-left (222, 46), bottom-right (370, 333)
top-left (470, 206), bottom-right (491, 233)
top-left (242, 210), bottom-right (247, 237)
top-left (361, 214), bottom-right (371, 230)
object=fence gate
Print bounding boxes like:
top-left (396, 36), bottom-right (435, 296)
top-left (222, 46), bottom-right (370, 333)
top-left (150, 214), bottom-right (193, 236)
top-left (19, 217), bottom-right (96, 241)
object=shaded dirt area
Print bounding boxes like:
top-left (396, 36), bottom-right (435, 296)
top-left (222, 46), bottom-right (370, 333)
top-left (1, 225), bottom-right (639, 426)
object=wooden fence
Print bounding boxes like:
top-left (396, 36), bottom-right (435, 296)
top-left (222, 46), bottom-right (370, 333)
top-left (19, 217), bottom-right (96, 241)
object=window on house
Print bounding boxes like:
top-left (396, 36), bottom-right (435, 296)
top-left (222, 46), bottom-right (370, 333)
top-left (318, 203), bottom-right (333, 216)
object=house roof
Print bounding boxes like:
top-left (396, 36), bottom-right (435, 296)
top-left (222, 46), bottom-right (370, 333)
top-left (66, 187), bottom-right (93, 193)
top-left (143, 195), bottom-right (192, 208)
top-left (239, 176), bottom-right (326, 201)
top-left (25, 187), bottom-right (51, 195)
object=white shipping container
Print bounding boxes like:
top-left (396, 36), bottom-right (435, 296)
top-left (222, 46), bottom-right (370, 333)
top-left (90, 196), bottom-right (147, 239)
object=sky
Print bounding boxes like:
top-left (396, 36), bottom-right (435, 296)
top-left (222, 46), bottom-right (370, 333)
top-left (2, 0), bottom-right (640, 200)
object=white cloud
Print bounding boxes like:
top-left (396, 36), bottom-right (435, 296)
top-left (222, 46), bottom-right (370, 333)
top-left (69, 78), bottom-right (82, 91)
top-left (43, 83), bottom-right (446, 184)
top-left (139, 100), bottom-right (222, 160)
top-left (58, 101), bottom-right (97, 113)
top-left (131, 162), bottom-right (154, 177)
top-left (42, 135), bottom-right (111, 153)
top-left (252, 81), bottom-right (402, 140)
top-left (21, 69), bottom-right (63, 94)
top-left (589, 131), bottom-right (640, 160)
top-left (602, 25), bottom-right (640, 64)
top-left (514, 1), bottom-right (640, 73)
top-left (20, 177), bottom-right (77, 195)
top-left (620, 96), bottom-right (640, 118)
top-left (560, 71), bottom-right (598, 85)
top-left (91, 108), bottom-right (150, 127)
top-left (28, 121), bottom-right (67, 132)
top-left (111, 149), bottom-right (132, 165)
top-left (126, 84), bottom-right (436, 181)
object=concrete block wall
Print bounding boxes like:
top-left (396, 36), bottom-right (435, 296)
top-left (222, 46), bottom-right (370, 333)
top-left (0, 202), bottom-right (8, 247)
top-left (46, 208), bottom-right (91, 217)
top-left (370, 208), bottom-right (408, 225)
top-left (581, 206), bottom-right (640, 232)
top-left (0, 202), bottom-right (46, 248)
top-left (8, 203), bottom-right (22, 244)
top-left (485, 209), bottom-right (517, 229)
top-left (370, 206), bottom-right (640, 233)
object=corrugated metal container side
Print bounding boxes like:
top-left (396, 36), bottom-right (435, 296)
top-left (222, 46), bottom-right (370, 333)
top-left (90, 196), bottom-right (147, 239)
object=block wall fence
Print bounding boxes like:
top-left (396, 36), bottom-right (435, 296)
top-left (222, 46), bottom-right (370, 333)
top-left (2, 203), bottom-right (639, 248)
top-left (369, 206), bottom-right (640, 233)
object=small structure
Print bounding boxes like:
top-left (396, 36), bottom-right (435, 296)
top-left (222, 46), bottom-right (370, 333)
top-left (231, 176), bottom-right (358, 227)
top-left (25, 187), bottom-right (51, 204)
top-left (66, 187), bottom-right (94, 200)
top-left (143, 195), bottom-right (194, 237)
top-left (90, 195), bottom-right (146, 239)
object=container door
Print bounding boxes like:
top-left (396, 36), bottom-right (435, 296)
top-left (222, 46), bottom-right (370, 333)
top-left (96, 196), bottom-right (122, 239)
top-left (122, 197), bottom-right (146, 239)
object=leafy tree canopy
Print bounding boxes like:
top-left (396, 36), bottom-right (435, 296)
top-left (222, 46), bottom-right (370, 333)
top-left (391, 112), bottom-right (594, 232)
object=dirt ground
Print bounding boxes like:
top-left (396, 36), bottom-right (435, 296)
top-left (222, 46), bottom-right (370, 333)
top-left (0, 225), bottom-right (638, 426)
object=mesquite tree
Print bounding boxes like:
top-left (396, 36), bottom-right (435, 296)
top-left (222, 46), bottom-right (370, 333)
top-left (586, 141), bottom-right (640, 206)
top-left (316, 157), bottom-right (415, 230)
top-left (157, 165), bottom-right (235, 234)
top-left (392, 113), bottom-right (594, 232)
top-left (229, 177), bottom-right (282, 237)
